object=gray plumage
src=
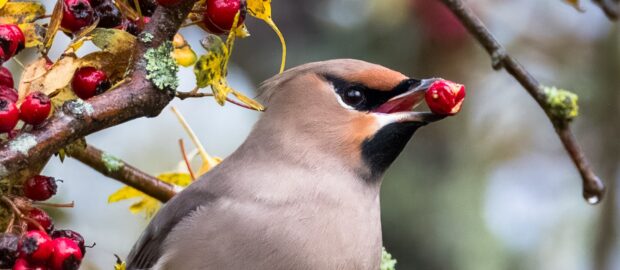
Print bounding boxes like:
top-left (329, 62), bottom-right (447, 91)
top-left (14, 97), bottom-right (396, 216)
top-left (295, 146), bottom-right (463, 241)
top-left (127, 59), bottom-right (441, 269)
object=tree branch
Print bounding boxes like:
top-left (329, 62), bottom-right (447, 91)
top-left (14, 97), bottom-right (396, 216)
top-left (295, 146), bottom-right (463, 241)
top-left (592, 0), bottom-right (619, 20)
top-left (0, 1), bottom-right (198, 180)
top-left (69, 144), bottom-right (176, 203)
top-left (439, 0), bottom-right (606, 202)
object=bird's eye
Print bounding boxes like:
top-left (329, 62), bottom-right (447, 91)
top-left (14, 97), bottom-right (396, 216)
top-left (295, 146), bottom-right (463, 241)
top-left (342, 88), bottom-right (365, 107)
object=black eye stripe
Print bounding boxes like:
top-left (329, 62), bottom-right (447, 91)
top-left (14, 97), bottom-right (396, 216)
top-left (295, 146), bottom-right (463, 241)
top-left (322, 74), bottom-right (421, 111)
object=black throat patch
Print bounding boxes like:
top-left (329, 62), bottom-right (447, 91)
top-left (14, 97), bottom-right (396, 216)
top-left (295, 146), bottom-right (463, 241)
top-left (360, 121), bottom-right (424, 182)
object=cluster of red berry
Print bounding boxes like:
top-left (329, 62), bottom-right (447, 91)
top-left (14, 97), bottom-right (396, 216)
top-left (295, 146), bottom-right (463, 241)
top-left (0, 175), bottom-right (87, 270)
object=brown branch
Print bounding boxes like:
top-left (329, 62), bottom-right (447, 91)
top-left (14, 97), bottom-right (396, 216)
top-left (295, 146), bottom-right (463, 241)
top-left (592, 0), bottom-right (619, 20)
top-left (440, 0), bottom-right (606, 203)
top-left (0, 1), bottom-right (199, 181)
top-left (175, 91), bottom-right (260, 111)
top-left (69, 145), bottom-right (176, 202)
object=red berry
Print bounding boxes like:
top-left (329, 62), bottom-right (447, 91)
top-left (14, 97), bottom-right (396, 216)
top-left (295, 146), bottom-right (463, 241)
top-left (23, 175), bottom-right (58, 201)
top-left (157, 0), bottom-right (181, 6)
top-left (0, 233), bottom-right (19, 268)
top-left (27, 208), bottom-right (54, 233)
top-left (0, 24), bottom-right (25, 60)
top-left (19, 92), bottom-right (52, 126)
top-left (71, 67), bottom-right (111, 99)
top-left (49, 238), bottom-right (82, 270)
top-left (203, 0), bottom-right (245, 34)
top-left (92, 0), bottom-right (123, 29)
top-left (0, 85), bottom-right (17, 103)
top-left (424, 80), bottom-right (466, 116)
top-left (61, 0), bottom-right (95, 33)
top-left (11, 258), bottom-right (47, 270)
top-left (0, 98), bottom-right (19, 133)
top-left (0, 66), bottom-right (14, 88)
top-left (123, 16), bottom-right (151, 36)
top-left (18, 231), bottom-right (53, 263)
top-left (50, 230), bottom-right (85, 255)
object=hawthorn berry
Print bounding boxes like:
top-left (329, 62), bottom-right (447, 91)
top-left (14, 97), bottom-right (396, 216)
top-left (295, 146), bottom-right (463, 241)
top-left (71, 67), bottom-right (111, 100)
top-left (0, 66), bottom-right (14, 88)
top-left (23, 175), bottom-right (58, 201)
top-left (123, 16), bottom-right (151, 36)
top-left (0, 98), bottom-right (19, 133)
top-left (51, 230), bottom-right (85, 255)
top-left (50, 238), bottom-right (83, 270)
top-left (11, 258), bottom-right (48, 270)
top-left (19, 92), bottom-right (52, 126)
top-left (157, 0), bottom-right (182, 6)
top-left (27, 208), bottom-right (54, 233)
top-left (18, 231), bottom-right (54, 262)
top-left (61, 0), bottom-right (95, 32)
top-left (0, 85), bottom-right (17, 103)
top-left (203, 0), bottom-right (246, 35)
top-left (424, 80), bottom-right (466, 116)
top-left (0, 233), bottom-right (19, 268)
top-left (92, 0), bottom-right (123, 29)
top-left (0, 24), bottom-right (25, 60)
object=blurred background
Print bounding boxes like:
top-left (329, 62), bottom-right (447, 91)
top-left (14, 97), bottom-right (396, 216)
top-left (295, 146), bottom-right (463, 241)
top-left (5, 0), bottom-right (620, 269)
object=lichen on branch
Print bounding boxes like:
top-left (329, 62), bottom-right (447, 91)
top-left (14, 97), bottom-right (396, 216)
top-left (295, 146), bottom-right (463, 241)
top-left (145, 41), bottom-right (179, 91)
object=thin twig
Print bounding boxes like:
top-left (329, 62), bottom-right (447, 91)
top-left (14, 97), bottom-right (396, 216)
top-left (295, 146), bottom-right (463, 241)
top-left (179, 139), bottom-right (196, 181)
top-left (175, 91), bottom-right (260, 111)
top-left (439, 0), bottom-right (606, 203)
top-left (0, 196), bottom-right (45, 232)
top-left (69, 145), bottom-right (177, 202)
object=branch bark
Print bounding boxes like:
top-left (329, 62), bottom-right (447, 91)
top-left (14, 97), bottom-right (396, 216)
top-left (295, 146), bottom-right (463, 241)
top-left (69, 145), bottom-right (176, 203)
top-left (439, 0), bottom-right (606, 202)
top-left (0, 1), bottom-right (198, 179)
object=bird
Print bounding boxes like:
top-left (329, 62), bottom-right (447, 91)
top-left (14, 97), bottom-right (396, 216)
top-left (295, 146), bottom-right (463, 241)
top-left (127, 59), bottom-right (448, 270)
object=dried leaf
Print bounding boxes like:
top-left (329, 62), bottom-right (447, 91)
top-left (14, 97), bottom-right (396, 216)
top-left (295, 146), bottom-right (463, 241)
top-left (0, 0), bottom-right (7, 9)
top-left (247, 0), bottom-right (286, 73)
top-left (17, 58), bottom-right (49, 101)
top-left (18, 23), bottom-right (44, 48)
top-left (0, 2), bottom-right (45, 24)
top-left (43, 0), bottom-right (63, 54)
top-left (90, 28), bottom-right (136, 54)
top-left (115, 0), bottom-right (140, 21)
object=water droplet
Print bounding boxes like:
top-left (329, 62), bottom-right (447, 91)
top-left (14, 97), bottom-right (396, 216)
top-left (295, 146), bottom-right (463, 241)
top-left (586, 195), bottom-right (600, 205)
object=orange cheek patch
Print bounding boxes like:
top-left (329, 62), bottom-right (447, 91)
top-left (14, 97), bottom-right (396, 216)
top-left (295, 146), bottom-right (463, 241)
top-left (344, 68), bottom-right (407, 91)
top-left (339, 114), bottom-right (379, 160)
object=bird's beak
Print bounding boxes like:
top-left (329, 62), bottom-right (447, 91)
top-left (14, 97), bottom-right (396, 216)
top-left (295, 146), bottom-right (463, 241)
top-left (371, 78), bottom-right (445, 124)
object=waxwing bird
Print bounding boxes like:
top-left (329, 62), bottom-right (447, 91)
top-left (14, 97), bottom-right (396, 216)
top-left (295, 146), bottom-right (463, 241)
top-left (127, 59), bottom-right (448, 270)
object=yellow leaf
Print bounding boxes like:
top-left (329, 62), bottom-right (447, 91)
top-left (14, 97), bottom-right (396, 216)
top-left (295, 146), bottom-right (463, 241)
top-left (232, 90), bottom-right (265, 111)
top-left (246, 0), bottom-right (287, 73)
top-left (114, 260), bottom-right (127, 270)
top-left (172, 34), bottom-right (197, 67)
top-left (0, 0), bottom-right (7, 9)
top-left (90, 28), bottom-right (136, 54)
top-left (43, 0), bottom-right (63, 54)
top-left (18, 23), bottom-right (43, 48)
top-left (108, 172), bottom-right (192, 218)
top-left (0, 2), bottom-right (45, 24)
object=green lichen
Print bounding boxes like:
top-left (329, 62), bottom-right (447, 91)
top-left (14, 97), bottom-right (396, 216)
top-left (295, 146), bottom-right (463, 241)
top-left (101, 152), bottom-right (123, 173)
top-left (8, 134), bottom-right (37, 155)
top-left (145, 41), bottom-right (179, 91)
top-left (544, 86), bottom-right (579, 122)
top-left (139, 32), bottom-right (154, 43)
top-left (381, 247), bottom-right (397, 270)
top-left (66, 99), bottom-right (94, 116)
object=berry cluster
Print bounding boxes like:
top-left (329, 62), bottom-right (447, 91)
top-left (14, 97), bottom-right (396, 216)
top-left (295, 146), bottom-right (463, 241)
top-left (0, 175), bottom-right (88, 269)
top-left (61, 0), bottom-right (153, 35)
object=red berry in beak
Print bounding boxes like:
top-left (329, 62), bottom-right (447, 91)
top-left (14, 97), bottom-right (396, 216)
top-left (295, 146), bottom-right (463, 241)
top-left (0, 67), bottom-right (14, 88)
top-left (49, 237), bottom-right (83, 270)
top-left (23, 175), bottom-right (58, 201)
top-left (0, 85), bottom-right (17, 103)
top-left (61, 0), bottom-right (95, 33)
top-left (203, 0), bottom-right (245, 35)
top-left (27, 208), bottom-right (54, 233)
top-left (19, 92), bottom-right (52, 126)
top-left (18, 231), bottom-right (54, 263)
top-left (424, 80), bottom-right (466, 116)
top-left (51, 230), bottom-right (85, 255)
top-left (71, 67), bottom-right (111, 100)
top-left (0, 24), bottom-right (25, 60)
top-left (0, 98), bottom-right (19, 133)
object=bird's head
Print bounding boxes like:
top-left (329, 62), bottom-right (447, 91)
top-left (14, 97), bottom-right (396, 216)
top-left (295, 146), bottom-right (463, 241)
top-left (255, 59), bottom-right (462, 182)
